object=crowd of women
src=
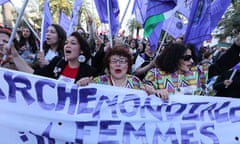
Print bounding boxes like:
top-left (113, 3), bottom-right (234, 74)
top-left (0, 23), bottom-right (240, 99)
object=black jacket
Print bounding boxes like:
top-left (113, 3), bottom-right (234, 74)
top-left (213, 70), bottom-right (240, 98)
top-left (34, 56), bottom-right (97, 83)
top-left (208, 43), bottom-right (240, 79)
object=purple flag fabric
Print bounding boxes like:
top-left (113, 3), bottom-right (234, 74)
top-left (148, 22), bottom-right (163, 52)
top-left (59, 11), bottom-right (71, 33)
top-left (145, 0), bottom-right (177, 19)
top-left (234, 63), bottom-right (240, 70)
top-left (162, 5), bottom-right (189, 39)
top-left (132, 0), bottom-right (178, 51)
top-left (41, 0), bottom-right (53, 43)
top-left (94, 0), bottom-right (120, 36)
top-left (67, 0), bottom-right (83, 35)
top-left (210, 0), bottom-right (231, 32)
top-left (184, 0), bottom-right (211, 50)
top-left (144, 0), bottom-right (177, 52)
top-left (131, 0), bottom-right (160, 51)
top-left (131, 0), bottom-right (148, 25)
top-left (0, 0), bottom-right (8, 5)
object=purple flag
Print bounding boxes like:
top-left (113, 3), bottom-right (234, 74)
top-left (144, 0), bottom-right (177, 52)
top-left (184, 0), bottom-right (211, 50)
top-left (59, 11), bottom-right (71, 33)
top-left (162, 5), bottom-right (189, 39)
top-left (131, 0), bottom-right (160, 51)
top-left (132, 0), bottom-right (178, 51)
top-left (145, 0), bottom-right (177, 19)
top-left (41, 0), bottom-right (53, 43)
top-left (234, 63), bottom-right (240, 70)
top-left (148, 22), bottom-right (162, 52)
top-left (131, 0), bottom-right (147, 25)
top-left (0, 0), bottom-right (8, 5)
top-left (210, 0), bottom-right (231, 32)
top-left (94, 0), bottom-right (120, 36)
top-left (67, 0), bottom-right (83, 35)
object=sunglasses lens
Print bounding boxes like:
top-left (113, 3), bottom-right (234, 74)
top-left (182, 55), bottom-right (192, 61)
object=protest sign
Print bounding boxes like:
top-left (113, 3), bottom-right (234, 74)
top-left (0, 68), bottom-right (240, 143)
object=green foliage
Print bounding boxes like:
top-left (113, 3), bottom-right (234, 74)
top-left (127, 18), bottom-right (142, 35)
top-left (36, 0), bottom-right (98, 30)
top-left (216, 1), bottom-right (240, 38)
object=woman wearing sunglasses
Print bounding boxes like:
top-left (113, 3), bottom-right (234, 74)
top-left (143, 36), bottom-right (240, 99)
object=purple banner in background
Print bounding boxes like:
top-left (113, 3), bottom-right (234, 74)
top-left (94, 0), bottom-right (120, 36)
top-left (0, 0), bottom-right (8, 5)
top-left (184, 0), bottom-right (211, 50)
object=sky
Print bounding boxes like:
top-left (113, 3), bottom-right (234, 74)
top-left (117, 0), bottom-right (134, 30)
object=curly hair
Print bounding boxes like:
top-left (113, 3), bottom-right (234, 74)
top-left (155, 43), bottom-right (188, 73)
top-left (104, 46), bottom-right (132, 73)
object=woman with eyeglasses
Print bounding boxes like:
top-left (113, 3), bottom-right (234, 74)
top-left (143, 36), bottom-right (240, 99)
top-left (77, 46), bottom-right (157, 97)
top-left (78, 46), bottom-right (142, 88)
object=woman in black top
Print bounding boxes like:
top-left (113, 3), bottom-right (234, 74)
top-left (8, 32), bottom-right (97, 83)
top-left (213, 68), bottom-right (240, 98)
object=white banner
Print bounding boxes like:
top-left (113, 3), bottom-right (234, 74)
top-left (0, 67), bottom-right (240, 144)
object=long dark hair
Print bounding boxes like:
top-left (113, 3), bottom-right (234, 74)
top-left (19, 26), bottom-right (38, 53)
top-left (43, 24), bottom-right (66, 57)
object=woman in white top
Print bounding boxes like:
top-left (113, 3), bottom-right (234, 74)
top-left (35, 24), bottom-right (66, 68)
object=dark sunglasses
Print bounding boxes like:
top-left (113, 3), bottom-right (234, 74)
top-left (181, 55), bottom-right (193, 61)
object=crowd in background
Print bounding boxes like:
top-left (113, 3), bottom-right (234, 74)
top-left (0, 21), bottom-right (240, 99)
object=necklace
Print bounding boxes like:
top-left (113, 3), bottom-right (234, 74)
top-left (110, 75), bottom-right (127, 87)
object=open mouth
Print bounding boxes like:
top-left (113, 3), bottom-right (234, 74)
top-left (115, 69), bottom-right (122, 73)
top-left (65, 50), bottom-right (72, 54)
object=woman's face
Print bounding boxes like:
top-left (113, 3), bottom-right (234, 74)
top-left (130, 40), bottom-right (136, 48)
top-left (22, 28), bottom-right (31, 38)
top-left (145, 44), bottom-right (152, 55)
top-left (95, 38), bottom-right (102, 46)
top-left (109, 55), bottom-right (128, 80)
top-left (138, 43), bottom-right (144, 51)
top-left (46, 26), bottom-right (59, 46)
top-left (64, 36), bottom-right (80, 61)
top-left (0, 33), bottom-right (9, 58)
top-left (178, 49), bottom-right (193, 73)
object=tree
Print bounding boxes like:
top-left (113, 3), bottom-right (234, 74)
top-left (127, 18), bottom-right (142, 38)
top-left (216, 0), bottom-right (240, 38)
top-left (39, 0), bottom-right (72, 23)
top-left (37, 0), bottom-right (100, 32)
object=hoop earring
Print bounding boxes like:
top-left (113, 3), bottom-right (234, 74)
top-left (78, 54), bottom-right (86, 63)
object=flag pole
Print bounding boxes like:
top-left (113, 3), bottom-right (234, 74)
top-left (107, 0), bottom-right (113, 48)
top-left (40, 11), bottom-right (45, 52)
top-left (119, 0), bottom-right (130, 29)
top-left (225, 69), bottom-right (237, 88)
top-left (1, 0), bottom-right (29, 63)
top-left (154, 15), bottom-right (174, 59)
top-left (9, 1), bottom-right (40, 41)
